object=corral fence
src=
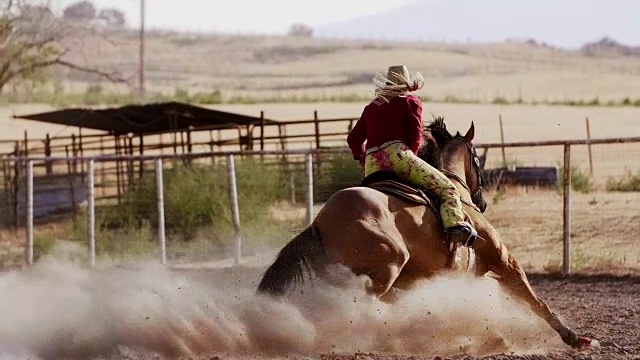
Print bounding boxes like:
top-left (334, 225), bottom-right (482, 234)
top-left (2, 136), bottom-right (640, 275)
top-left (0, 109), bottom-right (356, 210)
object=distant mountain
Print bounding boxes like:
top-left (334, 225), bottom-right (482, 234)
top-left (314, 0), bottom-right (640, 49)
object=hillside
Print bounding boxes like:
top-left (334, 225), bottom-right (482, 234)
top-left (26, 28), bottom-right (640, 105)
top-left (315, 0), bottom-right (640, 49)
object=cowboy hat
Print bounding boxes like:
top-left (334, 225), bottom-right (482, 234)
top-left (386, 65), bottom-right (411, 86)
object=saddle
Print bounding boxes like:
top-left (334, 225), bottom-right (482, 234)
top-left (360, 171), bottom-right (441, 217)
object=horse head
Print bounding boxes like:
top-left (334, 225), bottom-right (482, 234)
top-left (420, 117), bottom-right (487, 213)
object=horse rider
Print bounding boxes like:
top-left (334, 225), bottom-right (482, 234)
top-left (346, 64), bottom-right (478, 247)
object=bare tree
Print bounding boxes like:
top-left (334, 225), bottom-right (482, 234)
top-left (0, 0), bottom-right (128, 94)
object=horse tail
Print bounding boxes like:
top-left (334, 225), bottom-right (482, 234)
top-left (257, 225), bottom-right (324, 297)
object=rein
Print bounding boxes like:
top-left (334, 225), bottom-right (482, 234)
top-left (439, 137), bottom-right (484, 214)
top-left (440, 170), bottom-right (482, 213)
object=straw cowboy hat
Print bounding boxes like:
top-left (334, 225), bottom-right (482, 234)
top-left (386, 65), bottom-right (412, 86)
top-left (374, 64), bottom-right (424, 101)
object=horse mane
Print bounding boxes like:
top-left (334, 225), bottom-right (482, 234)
top-left (416, 116), bottom-right (452, 169)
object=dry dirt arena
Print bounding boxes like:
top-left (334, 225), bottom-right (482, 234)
top-left (320, 277), bottom-right (640, 360)
top-left (3, 253), bottom-right (637, 360)
top-left (168, 268), bottom-right (640, 360)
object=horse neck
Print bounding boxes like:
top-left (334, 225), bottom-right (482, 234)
top-left (441, 149), bottom-right (472, 199)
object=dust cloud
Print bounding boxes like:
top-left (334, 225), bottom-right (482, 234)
top-left (0, 242), bottom-right (563, 359)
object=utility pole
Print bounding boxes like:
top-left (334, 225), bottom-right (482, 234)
top-left (139, 0), bottom-right (146, 96)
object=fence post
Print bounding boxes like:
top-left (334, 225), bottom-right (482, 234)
top-left (260, 110), bottom-right (265, 151)
top-left (87, 159), bottom-right (96, 267)
top-left (585, 117), bottom-right (594, 176)
top-left (313, 110), bottom-right (320, 149)
top-left (155, 158), bottom-right (167, 265)
top-left (26, 160), bottom-right (33, 266)
top-left (499, 114), bottom-right (506, 166)
top-left (305, 153), bottom-right (313, 225)
top-left (562, 143), bottom-right (572, 276)
top-left (313, 111), bottom-right (322, 167)
top-left (227, 154), bottom-right (242, 266)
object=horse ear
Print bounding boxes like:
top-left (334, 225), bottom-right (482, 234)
top-left (464, 121), bottom-right (475, 142)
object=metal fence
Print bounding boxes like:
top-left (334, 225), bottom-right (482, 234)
top-left (2, 136), bottom-right (640, 275)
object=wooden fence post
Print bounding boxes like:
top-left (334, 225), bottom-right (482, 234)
top-left (260, 111), bottom-right (265, 151)
top-left (314, 110), bottom-right (320, 150)
top-left (499, 114), bottom-right (506, 166)
top-left (562, 143), bottom-right (572, 276)
top-left (586, 117), bottom-right (594, 176)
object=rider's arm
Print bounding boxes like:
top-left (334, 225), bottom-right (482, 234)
top-left (406, 95), bottom-right (423, 154)
top-left (347, 106), bottom-right (368, 161)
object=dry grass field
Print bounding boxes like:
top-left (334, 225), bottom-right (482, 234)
top-left (38, 30), bottom-right (640, 104)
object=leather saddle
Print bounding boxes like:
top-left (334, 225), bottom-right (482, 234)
top-left (360, 170), bottom-right (442, 217)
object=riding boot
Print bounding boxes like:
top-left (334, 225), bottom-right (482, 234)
top-left (445, 223), bottom-right (478, 247)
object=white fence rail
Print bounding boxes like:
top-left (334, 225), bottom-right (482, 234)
top-left (18, 152), bottom-right (316, 269)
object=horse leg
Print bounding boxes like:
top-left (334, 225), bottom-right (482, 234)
top-left (313, 188), bottom-right (411, 301)
top-left (473, 229), bottom-right (594, 350)
top-left (324, 217), bottom-right (410, 301)
top-left (363, 240), bottom-right (409, 299)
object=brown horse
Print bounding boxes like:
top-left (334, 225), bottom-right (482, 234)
top-left (257, 118), bottom-right (593, 351)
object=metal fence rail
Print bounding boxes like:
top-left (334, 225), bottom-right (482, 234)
top-left (3, 136), bottom-right (640, 275)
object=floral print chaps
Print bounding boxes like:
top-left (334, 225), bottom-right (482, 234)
top-left (364, 142), bottom-right (467, 229)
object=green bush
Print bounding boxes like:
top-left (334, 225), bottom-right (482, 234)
top-left (66, 214), bottom-right (158, 261)
top-left (104, 159), bottom-right (288, 241)
top-left (558, 165), bottom-right (594, 193)
top-left (315, 153), bottom-right (363, 202)
top-left (33, 233), bottom-right (58, 261)
top-left (492, 96), bottom-right (509, 105)
top-left (606, 172), bottom-right (640, 192)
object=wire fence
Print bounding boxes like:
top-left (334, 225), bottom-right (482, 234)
top-left (1, 137), bottom-right (639, 274)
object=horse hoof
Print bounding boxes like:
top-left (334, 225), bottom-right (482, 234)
top-left (573, 336), bottom-right (598, 351)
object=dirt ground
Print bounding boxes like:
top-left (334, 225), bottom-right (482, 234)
top-left (1, 243), bottom-right (638, 360)
top-left (174, 270), bottom-right (640, 360)
top-left (315, 274), bottom-right (640, 360)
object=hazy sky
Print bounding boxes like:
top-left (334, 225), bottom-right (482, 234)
top-left (49, 0), bottom-right (419, 34)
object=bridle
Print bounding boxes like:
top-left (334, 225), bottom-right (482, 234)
top-left (440, 136), bottom-right (485, 213)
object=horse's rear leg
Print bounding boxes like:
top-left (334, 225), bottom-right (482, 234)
top-left (335, 219), bottom-right (410, 301)
top-left (364, 241), bottom-right (409, 299)
top-left (475, 236), bottom-right (594, 350)
top-left (315, 188), bottom-right (409, 301)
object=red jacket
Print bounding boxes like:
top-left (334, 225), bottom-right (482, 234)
top-left (347, 94), bottom-right (423, 161)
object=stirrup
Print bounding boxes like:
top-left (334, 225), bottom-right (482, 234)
top-left (446, 223), bottom-right (478, 247)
